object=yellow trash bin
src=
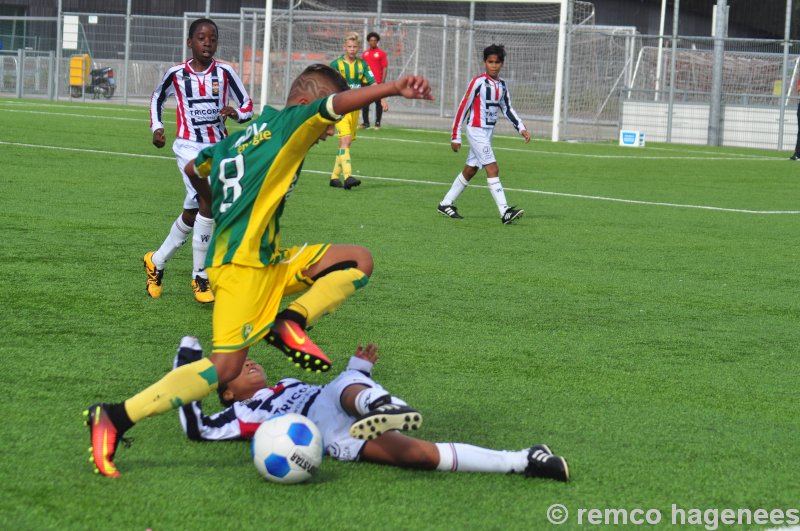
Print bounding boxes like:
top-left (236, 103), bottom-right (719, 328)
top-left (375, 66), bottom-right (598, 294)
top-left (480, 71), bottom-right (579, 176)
top-left (69, 54), bottom-right (91, 89)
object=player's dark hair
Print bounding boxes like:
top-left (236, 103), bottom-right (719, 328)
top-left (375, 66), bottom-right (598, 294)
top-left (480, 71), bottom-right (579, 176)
top-left (367, 32), bottom-right (381, 42)
top-left (217, 382), bottom-right (234, 408)
top-left (189, 18), bottom-right (218, 39)
top-left (289, 64), bottom-right (350, 100)
top-left (483, 44), bottom-right (506, 62)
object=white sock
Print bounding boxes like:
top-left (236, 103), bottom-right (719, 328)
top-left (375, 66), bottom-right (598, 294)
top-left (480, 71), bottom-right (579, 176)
top-left (354, 387), bottom-right (390, 415)
top-left (487, 177), bottom-right (508, 214)
top-left (441, 173), bottom-right (469, 206)
top-left (435, 442), bottom-right (528, 474)
top-left (192, 214), bottom-right (214, 278)
top-left (153, 215), bottom-right (192, 269)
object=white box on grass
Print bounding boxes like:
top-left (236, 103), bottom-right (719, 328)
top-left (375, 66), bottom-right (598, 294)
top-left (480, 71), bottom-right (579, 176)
top-left (619, 130), bottom-right (646, 147)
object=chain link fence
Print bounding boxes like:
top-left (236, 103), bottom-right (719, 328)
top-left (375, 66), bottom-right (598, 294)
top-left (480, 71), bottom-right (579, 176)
top-left (2, 2), bottom-right (799, 148)
top-left (620, 34), bottom-right (799, 149)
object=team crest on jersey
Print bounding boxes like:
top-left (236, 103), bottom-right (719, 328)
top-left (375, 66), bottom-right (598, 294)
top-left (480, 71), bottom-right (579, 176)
top-left (242, 323), bottom-right (253, 340)
top-left (212, 81), bottom-right (219, 95)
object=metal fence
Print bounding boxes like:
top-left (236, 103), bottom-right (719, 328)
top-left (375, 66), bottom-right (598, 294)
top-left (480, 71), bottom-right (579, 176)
top-left (2, 6), bottom-right (800, 148)
top-left (619, 34), bottom-right (800, 149)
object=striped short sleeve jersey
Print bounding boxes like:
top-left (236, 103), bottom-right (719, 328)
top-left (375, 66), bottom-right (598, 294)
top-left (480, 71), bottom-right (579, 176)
top-left (451, 73), bottom-right (526, 143)
top-left (180, 380), bottom-right (319, 441)
top-left (330, 56), bottom-right (376, 90)
top-left (150, 59), bottom-right (254, 144)
top-left (194, 95), bottom-right (340, 269)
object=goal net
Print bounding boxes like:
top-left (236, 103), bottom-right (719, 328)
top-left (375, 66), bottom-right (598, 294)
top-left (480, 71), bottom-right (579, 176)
top-left (247, 0), bottom-right (635, 141)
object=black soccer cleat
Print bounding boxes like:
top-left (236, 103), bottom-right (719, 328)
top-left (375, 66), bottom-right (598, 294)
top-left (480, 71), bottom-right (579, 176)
top-left (173, 336), bottom-right (204, 369)
top-left (349, 404), bottom-right (423, 440)
top-left (437, 203), bottom-right (463, 219)
top-left (790, 154), bottom-right (800, 161)
top-left (524, 444), bottom-right (570, 482)
top-left (501, 206), bottom-right (524, 225)
top-left (343, 176), bottom-right (361, 190)
top-left (330, 179), bottom-right (344, 188)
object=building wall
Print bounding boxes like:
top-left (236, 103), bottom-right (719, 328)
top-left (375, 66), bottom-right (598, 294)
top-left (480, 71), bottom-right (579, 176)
top-left (593, 0), bottom-right (789, 39)
top-left (0, 0), bottom-right (792, 38)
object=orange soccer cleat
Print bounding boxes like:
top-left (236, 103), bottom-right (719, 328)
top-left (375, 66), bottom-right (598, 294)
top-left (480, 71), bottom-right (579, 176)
top-left (265, 319), bottom-right (332, 373)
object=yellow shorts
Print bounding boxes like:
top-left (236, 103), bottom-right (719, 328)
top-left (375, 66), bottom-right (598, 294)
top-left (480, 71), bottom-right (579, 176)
top-left (335, 110), bottom-right (359, 139)
top-left (207, 243), bottom-right (329, 354)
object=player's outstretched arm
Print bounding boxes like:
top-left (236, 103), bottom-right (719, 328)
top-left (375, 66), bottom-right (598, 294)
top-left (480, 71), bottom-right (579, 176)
top-left (333, 75), bottom-right (433, 116)
top-left (521, 130), bottom-right (531, 144)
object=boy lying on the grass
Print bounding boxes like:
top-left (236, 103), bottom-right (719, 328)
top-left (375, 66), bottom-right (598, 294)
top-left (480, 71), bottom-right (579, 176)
top-left (174, 337), bottom-right (570, 481)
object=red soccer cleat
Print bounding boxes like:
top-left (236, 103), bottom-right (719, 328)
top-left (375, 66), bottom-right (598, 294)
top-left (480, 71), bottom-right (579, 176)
top-left (84, 403), bottom-right (122, 478)
top-left (265, 319), bottom-right (332, 373)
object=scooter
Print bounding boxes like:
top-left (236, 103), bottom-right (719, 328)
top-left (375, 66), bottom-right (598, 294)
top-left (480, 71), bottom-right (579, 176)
top-left (70, 66), bottom-right (115, 99)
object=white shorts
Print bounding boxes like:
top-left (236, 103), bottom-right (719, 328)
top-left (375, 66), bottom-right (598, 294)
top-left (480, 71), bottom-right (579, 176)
top-left (464, 126), bottom-right (496, 168)
top-left (172, 138), bottom-right (209, 209)
top-left (306, 370), bottom-right (386, 462)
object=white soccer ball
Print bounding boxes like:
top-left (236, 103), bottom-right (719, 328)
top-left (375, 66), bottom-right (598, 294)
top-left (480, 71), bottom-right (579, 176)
top-left (251, 413), bottom-right (323, 484)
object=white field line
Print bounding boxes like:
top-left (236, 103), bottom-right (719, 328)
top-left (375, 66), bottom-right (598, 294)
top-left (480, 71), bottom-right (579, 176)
top-left (1, 107), bottom-right (143, 122)
top-left (372, 127), bottom-right (783, 159)
top-left (301, 170), bottom-right (800, 215)
top-left (0, 100), bottom-right (143, 113)
top-left (356, 135), bottom-right (782, 161)
top-left (2, 102), bottom-right (783, 161)
top-left (0, 140), bottom-right (173, 160)
top-left (644, 145), bottom-right (765, 157)
top-left (2, 140), bottom-right (797, 215)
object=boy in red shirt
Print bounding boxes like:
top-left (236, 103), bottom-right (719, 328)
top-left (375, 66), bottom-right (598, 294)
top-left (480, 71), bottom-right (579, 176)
top-left (361, 32), bottom-right (389, 129)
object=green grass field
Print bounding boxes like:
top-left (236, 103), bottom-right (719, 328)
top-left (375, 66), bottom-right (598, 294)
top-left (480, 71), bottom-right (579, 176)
top-left (1, 98), bottom-right (798, 530)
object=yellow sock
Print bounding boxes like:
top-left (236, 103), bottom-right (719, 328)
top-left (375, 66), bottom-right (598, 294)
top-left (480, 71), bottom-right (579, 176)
top-left (123, 358), bottom-right (217, 423)
top-left (331, 149), bottom-right (343, 181)
top-left (341, 147), bottom-right (352, 179)
top-left (288, 268), bottom-right (368, 325)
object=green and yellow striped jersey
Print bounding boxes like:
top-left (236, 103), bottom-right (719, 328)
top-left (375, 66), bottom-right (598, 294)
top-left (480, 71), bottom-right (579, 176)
top-left (330, 56), bottom-right (376, 90)
top-left (195, 95), bottom-right (340, 268)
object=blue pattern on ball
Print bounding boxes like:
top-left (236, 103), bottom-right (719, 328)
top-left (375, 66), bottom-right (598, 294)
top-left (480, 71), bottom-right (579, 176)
top-left (265, 454), bottom-right (290, 478)
top-left (287, 422), bottom-right (314, 446)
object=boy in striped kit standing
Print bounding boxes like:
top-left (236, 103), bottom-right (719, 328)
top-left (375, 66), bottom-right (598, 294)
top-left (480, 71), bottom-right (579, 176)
top-left (438, 44), bottom-right (530, 225)
top-left (147, 18), bottom-right (253, 303)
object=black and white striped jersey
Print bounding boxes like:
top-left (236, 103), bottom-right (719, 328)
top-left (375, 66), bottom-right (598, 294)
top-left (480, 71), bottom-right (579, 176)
top-left (451, 73), bottom-right (526, 143)
top-left (150, 59), bottom-right (253, 144)
top-left (179, 379), bottom-right (320, 441)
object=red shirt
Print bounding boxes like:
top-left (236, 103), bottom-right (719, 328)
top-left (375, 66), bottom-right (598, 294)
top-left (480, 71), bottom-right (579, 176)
top-left (361, 47), bottom-right (388, 83)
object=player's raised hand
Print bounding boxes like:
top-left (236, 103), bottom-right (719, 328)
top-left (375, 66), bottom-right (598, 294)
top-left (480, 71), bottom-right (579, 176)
top-left (393, 75), bottom-right (434, 101)
top-left (521, 130), bottom-right (531, 144)
top-left (354, 343), bottom-right (379, 364)
top-left (152, 128), bottom-right (166, 148)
